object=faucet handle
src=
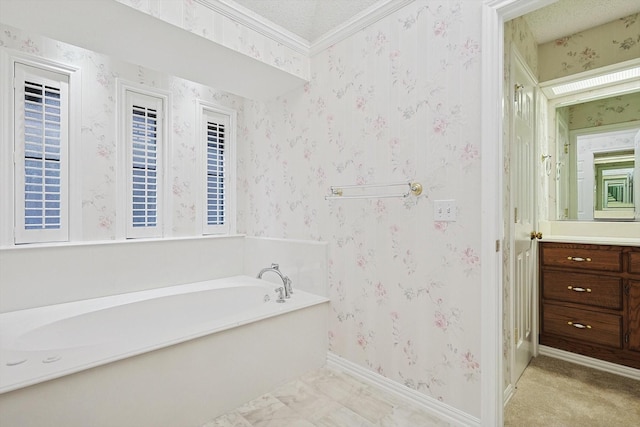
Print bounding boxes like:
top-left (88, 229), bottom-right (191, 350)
top-left (271, 263), bottom-right (280, 270)
top-left (285, 277), bottom-right (293, 296)
top-left (274, 287), bottom-right (285, 303)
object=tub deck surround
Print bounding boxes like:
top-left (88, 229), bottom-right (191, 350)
top-left (0, 275), bottom-right (329, 394)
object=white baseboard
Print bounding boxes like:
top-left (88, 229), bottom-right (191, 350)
top-left (503, 383), bottom-right (515, 406)
top-left (326, 352), bottom-right (480, 427)
top-left (538, 346), bottom-right (640, 381)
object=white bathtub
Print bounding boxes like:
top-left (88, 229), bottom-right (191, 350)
top-left (0, 275), bottom-right (329, 427)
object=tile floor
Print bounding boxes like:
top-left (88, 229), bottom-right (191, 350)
top-left (202, 366), bottom-right (450, 427)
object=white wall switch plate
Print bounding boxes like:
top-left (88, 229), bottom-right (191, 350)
top-left (434, 200), bottom-right (457, 221)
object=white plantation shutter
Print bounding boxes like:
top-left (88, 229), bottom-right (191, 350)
top-left (126, 91), bottom-right (163, 238)
top-left (203, 110), bottom-right (230, 234)
top-left (14, 63), bottom-right (69, 244)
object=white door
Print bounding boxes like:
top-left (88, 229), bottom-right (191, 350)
top-left (575, 133), bottom-right (594, 220)
top-left (556, 115), bottom-right (570, 219)
top-left (510, 49), bottom-right (537, 384)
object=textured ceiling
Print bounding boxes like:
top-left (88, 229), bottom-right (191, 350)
top-left (231, 0), bottom-right (640, 45)
top-left (523, 0), bottom-right (640, 44)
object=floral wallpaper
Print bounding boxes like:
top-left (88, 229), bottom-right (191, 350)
top-left (115, 0), bottom-right (309, 80)
top-left (505, 16), bottom-right (539, 78)
top-left (238, 1), bottom-right (483, 415)
top-left (0, 23), bottom-right (244, 241)
top-left (567, 91), bottom-right (640, 129)
top-left (538, 12), bottom-right (640, 81)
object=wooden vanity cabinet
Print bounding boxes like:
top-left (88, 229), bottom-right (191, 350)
top-left (630, 279), bottom-right (640, 352)
top-left (539, 242), bottom-right (640, 369)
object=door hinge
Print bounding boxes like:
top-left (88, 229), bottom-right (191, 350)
top-left (625, 333), bottom-right (629, 343)
top-left (515, 327), bottom-right (519, 342)
top-left (514, 207), bottom-right (518, 223)
top-left (564, 143), bottom-right (569, 154)
top-left (564, 208), bottom-right (569, 218)
top-left (496, 240), bottom-right (500, 252)
top-left (625, 284), bottom-right (630, 295)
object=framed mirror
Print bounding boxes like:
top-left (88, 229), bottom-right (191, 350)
top-left (542, 60), bottom-right (640, 223)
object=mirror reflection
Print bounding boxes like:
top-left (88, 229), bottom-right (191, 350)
top-left (555, 91), bottom-right (640, 222)
top-left (593, 151), bottom-right (634, 219)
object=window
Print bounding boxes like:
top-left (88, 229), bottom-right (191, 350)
top-left (13, 63), bottom-right (69, 244)
top-left (200, 104), bottom-right (235, 234)
top-left (130, 101), bottom-right (159, 231)
top-left (119, 84), bottom-right (167, 239)
top-left (205, 115), bottom-right (226, 228)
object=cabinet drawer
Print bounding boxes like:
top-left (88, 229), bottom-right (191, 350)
top-left (629, 250), bottom-right (640, 275)
top-left (540, 245), bottom-right (622, 272)
top-left (542, 271), bottom-right (622, 309)
top-left (542, 304), bottom-right (622, 348)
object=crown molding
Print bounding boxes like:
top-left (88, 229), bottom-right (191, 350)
top-left (196, 0), bottom-right (311, 55)
top-left (310, 0), bottom-right (415, 56)
top-left (486, 0), bottom-right (557, 21)
top-left (198, 0), bottom-right (417, 58)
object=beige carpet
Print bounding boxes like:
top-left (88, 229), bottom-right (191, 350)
top-left (504, 355), bottom-right (640, 427)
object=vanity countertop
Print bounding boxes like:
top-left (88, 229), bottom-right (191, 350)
top-left (538, 221), bottom-right (640, 246)
top-left (540, 235), bottom-right (640, 246)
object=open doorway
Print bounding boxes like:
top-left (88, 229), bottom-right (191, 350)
top-left (481, 1), bottom-right (640, 424)
top-left (500, 0), bottom-right (640, 412)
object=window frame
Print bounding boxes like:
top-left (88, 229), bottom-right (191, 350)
top-left (196, 101), bottom-right (236, 235)
top-left (116, 80), bottom-right (171, 240)
top-left (1, 50), bottom-right (81, 246)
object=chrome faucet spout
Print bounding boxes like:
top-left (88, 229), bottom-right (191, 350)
top-left (257, 263), bottom-right (293, 298)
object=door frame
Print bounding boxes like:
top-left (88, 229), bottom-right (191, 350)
top-left (480, 1), bottom-right (556, 425)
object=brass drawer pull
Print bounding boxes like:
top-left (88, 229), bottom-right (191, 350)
top-left (567, 321), bottom-right (591, 329)
top-left (567, 256), bottom-right (591, 262)
top-left (567, 286), bottom-right (591, 293)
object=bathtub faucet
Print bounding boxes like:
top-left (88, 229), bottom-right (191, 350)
top-left (257, 263), bottom-right (293, 298)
